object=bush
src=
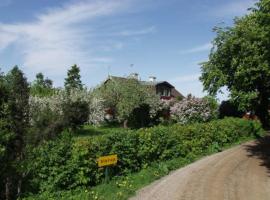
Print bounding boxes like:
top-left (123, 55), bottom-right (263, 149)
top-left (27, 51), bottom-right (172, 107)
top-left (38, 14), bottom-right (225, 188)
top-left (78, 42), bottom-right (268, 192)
top-left (25, 118), bottom-right (264, 194)
top-left (170, 95), bottom-right (217, 124)
top-left (219, 100), bottom-right (244, 118)
top-left (62, 100), bottom-right (89, 130)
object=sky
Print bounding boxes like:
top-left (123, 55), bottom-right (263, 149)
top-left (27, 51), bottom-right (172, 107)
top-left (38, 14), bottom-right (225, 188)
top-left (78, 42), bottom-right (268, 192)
top-left (0, 0), bottom-right (257, 100)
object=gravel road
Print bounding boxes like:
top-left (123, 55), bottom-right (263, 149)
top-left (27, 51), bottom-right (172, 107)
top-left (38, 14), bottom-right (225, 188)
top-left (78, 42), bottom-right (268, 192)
top-left (130, 137), bottom-right (270, 200)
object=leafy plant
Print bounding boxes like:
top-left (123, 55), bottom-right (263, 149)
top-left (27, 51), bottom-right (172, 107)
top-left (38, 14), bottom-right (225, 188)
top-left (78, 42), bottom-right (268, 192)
top-left (25, 118), bottom-right (264, 195)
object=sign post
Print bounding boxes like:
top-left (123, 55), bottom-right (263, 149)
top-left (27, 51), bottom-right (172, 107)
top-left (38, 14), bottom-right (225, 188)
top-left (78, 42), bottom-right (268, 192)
top-left (98, 154), bottom-right (118, 183)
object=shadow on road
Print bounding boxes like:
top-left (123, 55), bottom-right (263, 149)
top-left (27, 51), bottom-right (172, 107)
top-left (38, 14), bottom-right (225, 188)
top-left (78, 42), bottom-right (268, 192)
top-left (244, 135), bottom-right (270, 175)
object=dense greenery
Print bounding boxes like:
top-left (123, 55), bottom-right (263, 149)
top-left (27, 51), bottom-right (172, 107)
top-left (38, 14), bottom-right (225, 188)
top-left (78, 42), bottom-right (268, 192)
top-left (94, 77), bottom-right (160, 128)
top-left (22, 133), bottom-right (260, 200)
top-left (219, 100), bottom-right (244, 119)
top-left (30, 73), bottom-right (53, 97)
top-left (64, 64), bottom-right (83, 91)
top-left (22, 118), bottom-right (263, 198)
top-left (200, 0), bottom-right (270, 127)
top-left (0, 66), bottom-right (30, 200)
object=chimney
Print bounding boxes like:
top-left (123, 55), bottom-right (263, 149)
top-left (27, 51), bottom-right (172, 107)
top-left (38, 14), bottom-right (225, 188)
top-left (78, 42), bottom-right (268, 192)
top-left (149, 76), bottom-right (156, 82)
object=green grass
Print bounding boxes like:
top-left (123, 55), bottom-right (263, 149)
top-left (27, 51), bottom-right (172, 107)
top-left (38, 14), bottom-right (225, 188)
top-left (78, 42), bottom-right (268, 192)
top-left (23, 134), bottom-right (261, 200)
top-left (75, 124), bottom-right (128, 138)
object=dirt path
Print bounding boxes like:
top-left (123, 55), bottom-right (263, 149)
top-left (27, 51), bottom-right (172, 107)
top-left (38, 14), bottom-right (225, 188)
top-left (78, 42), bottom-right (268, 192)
top-left (130, 137), bottom-right (270, 200)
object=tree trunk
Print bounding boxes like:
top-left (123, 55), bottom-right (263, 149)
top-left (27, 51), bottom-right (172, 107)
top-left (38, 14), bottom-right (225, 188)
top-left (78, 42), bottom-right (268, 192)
top-left (255, 95), bottom-right (270, 128)
top-left (17, 178), bottom-right (22, 198)
top-left (5, 177), bottom-right (11, 200)
top-left (123, 120), bottom-right (128, 128)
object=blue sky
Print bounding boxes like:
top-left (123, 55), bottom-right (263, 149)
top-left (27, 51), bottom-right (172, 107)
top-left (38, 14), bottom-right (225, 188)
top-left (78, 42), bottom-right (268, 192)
top-left (0, 0), bottom-right (256, 99)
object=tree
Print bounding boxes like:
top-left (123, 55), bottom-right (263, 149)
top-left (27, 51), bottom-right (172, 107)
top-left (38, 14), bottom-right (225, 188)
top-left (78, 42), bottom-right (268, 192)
top-left (64, 65), bottom-right (83, 91)
top-left (4, 66), bottom-right (30, 199)
top-left (95, 78), bottom-right (160, 128)
top-left (31, 72), bottom-right (53, 97)
top-left (219, 100), bottom-right (244, 119)
top-left (200, 0), bottom-right (270, 127)
top-left (0, 70), bottom-right (15, 200)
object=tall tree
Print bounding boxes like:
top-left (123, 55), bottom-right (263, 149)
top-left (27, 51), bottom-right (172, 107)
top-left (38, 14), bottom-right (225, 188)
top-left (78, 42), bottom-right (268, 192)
top-left (64, 64), bottom-right (83, 91)
top-left (0, 69), bottom-right (14, 200)
top-left (31, 72), bottom-right (53, 96)
top-left (4, 66), bottom-right (30, 199)
top-left (200, 0), bottom-right (270, 127)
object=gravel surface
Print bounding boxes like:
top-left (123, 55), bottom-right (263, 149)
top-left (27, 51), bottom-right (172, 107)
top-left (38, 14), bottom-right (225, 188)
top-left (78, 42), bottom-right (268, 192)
top-left (130, 137), bottom-right (270, 200)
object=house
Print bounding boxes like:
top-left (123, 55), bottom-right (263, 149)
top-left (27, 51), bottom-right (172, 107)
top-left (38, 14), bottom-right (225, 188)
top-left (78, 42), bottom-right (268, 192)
top-left (104, 73), bottom-right (184, 100)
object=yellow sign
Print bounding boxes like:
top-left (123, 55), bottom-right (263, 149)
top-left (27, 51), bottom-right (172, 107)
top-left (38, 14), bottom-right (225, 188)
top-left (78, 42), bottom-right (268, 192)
top-left (98, 154), bottom-right (117, 167)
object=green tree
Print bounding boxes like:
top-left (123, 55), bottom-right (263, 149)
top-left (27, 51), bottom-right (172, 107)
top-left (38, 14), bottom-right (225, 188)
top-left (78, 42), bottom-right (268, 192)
top-left (31, 72), bottom-right (53, 96)
top-left (200, 0), bottom-right (270, 127)
top-left (0, 69), bottom-right (15, 200)
top-left (64, 65), bottom-right (83, 91)
top-left (96, 77), bottom-right (159, 128)
top-left (4, 66), bottom-right (30, 199)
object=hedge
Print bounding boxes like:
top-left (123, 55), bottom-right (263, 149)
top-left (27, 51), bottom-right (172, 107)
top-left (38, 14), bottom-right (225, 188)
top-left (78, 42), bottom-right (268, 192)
top-left (25, 118), bottom-right (264, 194)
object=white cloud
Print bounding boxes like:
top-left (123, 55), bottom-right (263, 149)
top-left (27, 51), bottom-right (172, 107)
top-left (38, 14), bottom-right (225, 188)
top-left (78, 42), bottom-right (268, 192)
top-left (170, 73), bottom-right (200, 83)
top-left (211, 0), bottom-right (255, 17)
top-left (117, 26), bottom-right (156, 36)
top-left (179, 43), bottom-right (212, 54)
top-left (0, 31), bottom-right (17, 50)
top-left (0, 0), bottom-right (134, 83)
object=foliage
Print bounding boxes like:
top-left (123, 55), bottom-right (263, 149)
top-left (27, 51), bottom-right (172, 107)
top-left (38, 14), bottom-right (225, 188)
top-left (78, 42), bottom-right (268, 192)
top-left (62, 100), bottom-right (89, 130)
top-left (95, 78), bottom-right (160, 127)
top-left (29, 92), bottom-right (66, 142)
top-left (22, 131), bottom-right (259, 200)
top-left (24, 118), bottom-right (264, 196)
top-left (0, 70), bottom-right (15, 199)
top-left (29, 88), bottom-right (105, 134)
top-left (25, 133), bottom-right (74, 192)
top-left (1, 66), bottom-right (30, 199)
top-left (64, 65), bottom-right (83, 91)
top-left (88, 97), bottom-right (106, 125)
top-left (203, 95), bottom-right (219, 119)
top-left (170, 95), bottom-right (216, 124)
top-left (219, 100), bottom-right (244, 119)
top-left (200, 0), bottom-right (270, 126)
top-left (75, 125), bottom-right (127, 138)
top-left (30, 72), bottom-right (54, 97)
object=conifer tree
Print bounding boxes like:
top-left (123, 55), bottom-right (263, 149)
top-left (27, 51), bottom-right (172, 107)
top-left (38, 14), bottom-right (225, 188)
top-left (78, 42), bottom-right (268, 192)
top-left (64, 64), bottom-right (83, 91)
top-left (4, 66), bottom-right (29, 199)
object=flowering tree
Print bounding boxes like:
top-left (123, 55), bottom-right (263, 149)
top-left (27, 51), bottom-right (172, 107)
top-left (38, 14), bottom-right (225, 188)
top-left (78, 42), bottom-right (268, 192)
top-left (88, 97), bottom-right (106, 125)
top-left (170, 95), bottom-right (216, 124)
top-left (94, 78), bottom-right (160, 127)
top-left (29, 88), bottom-right (107, 137)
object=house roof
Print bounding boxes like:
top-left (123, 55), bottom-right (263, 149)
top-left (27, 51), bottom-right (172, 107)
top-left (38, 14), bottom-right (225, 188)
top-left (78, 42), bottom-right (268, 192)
top-left (106, 76), bottom-right (174, 88)
top-left (104, 75), bottom-right (184, 98)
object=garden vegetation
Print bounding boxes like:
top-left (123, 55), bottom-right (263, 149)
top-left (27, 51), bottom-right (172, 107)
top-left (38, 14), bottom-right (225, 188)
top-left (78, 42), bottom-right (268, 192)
top-left (0, 1), bottom-right (269, 199)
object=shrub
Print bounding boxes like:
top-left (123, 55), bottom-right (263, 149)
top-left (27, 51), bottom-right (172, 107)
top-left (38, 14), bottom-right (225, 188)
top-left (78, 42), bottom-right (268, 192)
top-left (219, 100), bottom-right (244, 118)
top-left (88, 97), bottom-right (106, 126)
top-left (62, 100), bottom-right (89, 130)
top-left (170, 95), bottom-right (216, 124)
top-left (26, 118), bottom-right (264, 194)
top-left (29, 89), bottom-right (107, 130)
